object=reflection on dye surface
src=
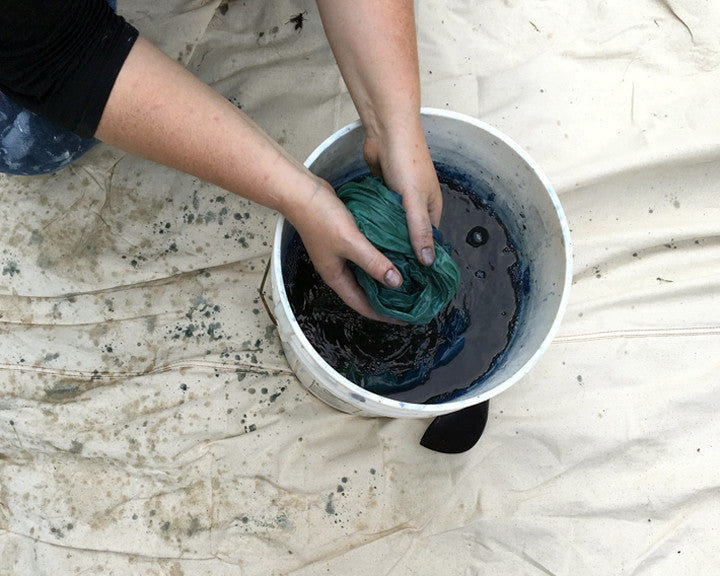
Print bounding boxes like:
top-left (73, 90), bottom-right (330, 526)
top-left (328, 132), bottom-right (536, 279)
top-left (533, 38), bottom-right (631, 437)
top-left (284, 179), bottom-right (519, 404)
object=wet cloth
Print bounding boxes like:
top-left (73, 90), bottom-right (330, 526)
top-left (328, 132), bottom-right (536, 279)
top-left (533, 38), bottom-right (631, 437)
top-left (337, 177), bottom-right (461, 325)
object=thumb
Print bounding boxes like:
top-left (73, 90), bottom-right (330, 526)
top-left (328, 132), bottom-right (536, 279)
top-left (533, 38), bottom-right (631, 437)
top-left (404, 203), bottom-right (436, 267)
top-left (347, 231), bottom-right (404, 290)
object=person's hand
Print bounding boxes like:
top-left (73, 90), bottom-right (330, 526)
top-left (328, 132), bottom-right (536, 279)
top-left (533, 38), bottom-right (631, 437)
top-left (314, 0), bottom-right (440, 265)
top-left (362, 121), bottom-right (442, 267)
top-left (286, 177), bottom-right (405, 323)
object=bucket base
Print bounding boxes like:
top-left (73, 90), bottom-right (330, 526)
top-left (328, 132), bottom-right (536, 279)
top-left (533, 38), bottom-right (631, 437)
top-left (420, 400), bottom-right (490, 453)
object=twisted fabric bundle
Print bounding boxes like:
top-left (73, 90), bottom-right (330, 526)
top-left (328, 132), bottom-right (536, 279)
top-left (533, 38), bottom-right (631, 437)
top-left (337, 177), bottom-right (461, 325)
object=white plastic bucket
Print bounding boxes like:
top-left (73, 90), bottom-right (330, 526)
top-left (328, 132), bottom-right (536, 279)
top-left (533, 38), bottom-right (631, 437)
top-left (271, 108), bottom-right (572, 418)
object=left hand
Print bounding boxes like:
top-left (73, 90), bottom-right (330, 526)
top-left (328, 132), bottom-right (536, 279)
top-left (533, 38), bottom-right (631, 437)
top-left (284, 176), bottom-right (406, 323)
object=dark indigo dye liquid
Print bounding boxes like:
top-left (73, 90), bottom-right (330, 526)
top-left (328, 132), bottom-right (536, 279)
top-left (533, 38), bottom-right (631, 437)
top-left (283, 179), bottom-right (519, 404)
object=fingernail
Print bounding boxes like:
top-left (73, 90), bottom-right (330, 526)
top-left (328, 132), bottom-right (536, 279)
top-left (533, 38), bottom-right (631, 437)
top-left (384, 269), bottom-right (402, 288)
top-left (421, 247), bottom-right (435, 266)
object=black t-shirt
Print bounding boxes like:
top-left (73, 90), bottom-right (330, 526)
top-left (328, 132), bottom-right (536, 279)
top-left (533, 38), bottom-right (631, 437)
top-left (0, 0), bottom-right (139, 138)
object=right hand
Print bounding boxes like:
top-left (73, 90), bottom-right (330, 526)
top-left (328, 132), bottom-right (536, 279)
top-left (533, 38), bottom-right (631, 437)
top-left (363, 123), bottom-right (443, 268)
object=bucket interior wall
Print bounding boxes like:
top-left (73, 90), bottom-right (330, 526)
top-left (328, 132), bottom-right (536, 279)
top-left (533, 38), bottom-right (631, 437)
top-left (421, 116), bottom-right (570, 395)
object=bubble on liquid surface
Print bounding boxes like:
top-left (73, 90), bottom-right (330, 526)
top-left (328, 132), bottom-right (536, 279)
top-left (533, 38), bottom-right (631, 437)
top-left (466, 226), bottom-right (489, 247)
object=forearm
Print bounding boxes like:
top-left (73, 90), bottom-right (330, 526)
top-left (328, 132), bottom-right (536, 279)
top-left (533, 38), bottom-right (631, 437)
top-left (96, 36), bottom-right (317, 219)
top-left (316, 0), bottom-right (441, 265)
top-left (315, 0), bottom-right (422, 142)
top-left (96, 36), bottom-right (403, 320)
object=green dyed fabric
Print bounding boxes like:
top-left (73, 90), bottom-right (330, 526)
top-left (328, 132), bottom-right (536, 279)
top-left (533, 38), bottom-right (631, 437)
top-left (337, 177), bottom-right (461, 325)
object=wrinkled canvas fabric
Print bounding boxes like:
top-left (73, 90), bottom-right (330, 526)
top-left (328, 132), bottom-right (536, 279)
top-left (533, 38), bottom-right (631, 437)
top-left (337, 177), bottom-right (460, 325)
top-left (1, 1), bottom-right (720, 575)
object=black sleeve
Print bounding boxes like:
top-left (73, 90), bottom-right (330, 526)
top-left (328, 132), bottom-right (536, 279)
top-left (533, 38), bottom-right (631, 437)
top-left (0, 0), bottom-right (139, 138)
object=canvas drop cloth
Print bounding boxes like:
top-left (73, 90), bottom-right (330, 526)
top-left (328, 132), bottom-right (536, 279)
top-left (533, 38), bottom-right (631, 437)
top-left (1, 1), bottom-right (719, 574)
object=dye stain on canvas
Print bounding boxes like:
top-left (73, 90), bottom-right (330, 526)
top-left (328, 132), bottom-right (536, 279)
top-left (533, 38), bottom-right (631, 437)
top-left (284, 178), bottom-right (520, 404)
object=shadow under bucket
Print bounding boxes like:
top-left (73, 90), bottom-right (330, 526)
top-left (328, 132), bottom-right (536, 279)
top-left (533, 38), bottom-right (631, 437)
top-left (271, 108), bottom-right (572, 418)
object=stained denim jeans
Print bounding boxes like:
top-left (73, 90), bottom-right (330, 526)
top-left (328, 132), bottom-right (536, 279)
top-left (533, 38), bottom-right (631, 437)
top-left (0, 0), bottom-right (117, 176)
